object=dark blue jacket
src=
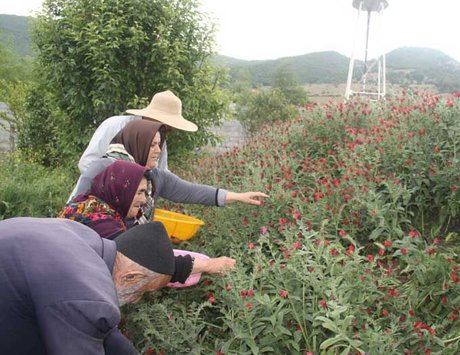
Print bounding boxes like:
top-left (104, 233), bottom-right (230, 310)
top-left (0, 217), bottom-right (138, 355)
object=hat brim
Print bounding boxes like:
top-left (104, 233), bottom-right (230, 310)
top-left (126, 108), bottom-right (198, 132)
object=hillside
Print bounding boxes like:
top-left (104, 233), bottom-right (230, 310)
top-left (1, 14), bottom-right (459, 92)
top-left (215, 47), bottom-right (460, 92)
top-left (386, 47), bottom-right (460, 92)
top-left (0, 14), bottom-right (34, 57)
top-left (216, 51), bottom-right (351, 86)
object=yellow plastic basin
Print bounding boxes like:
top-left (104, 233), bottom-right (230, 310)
top-left (153, 208), bottom-right (205, 242)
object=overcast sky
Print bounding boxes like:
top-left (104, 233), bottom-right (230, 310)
top-left (2, 0), bottom-right (460, 62)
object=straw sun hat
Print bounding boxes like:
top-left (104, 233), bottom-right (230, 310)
top-left (126, 90), bottom-right (198, 132)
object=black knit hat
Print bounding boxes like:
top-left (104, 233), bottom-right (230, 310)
top-left (114, 222), bottom-right (175, 275)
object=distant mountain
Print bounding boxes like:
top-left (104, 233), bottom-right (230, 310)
top-left (215, 51), bottom-right (351, 86)
top-left (215, 47), bottom-right (460, 92)
top-left (0, 14), bottom-right (34, 57)
top-left (1, 14), bottom-right (459, 92)
top-left (386, 47), bottom-right (460, 92)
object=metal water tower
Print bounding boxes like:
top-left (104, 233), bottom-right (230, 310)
top-left (345, 0), bottom-right (389, 100)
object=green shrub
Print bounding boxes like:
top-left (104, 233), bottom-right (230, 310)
top-left (0, 152), bottom-right (77, 219)
top-left (124, 90), bottom-right (460, 354)
top-left (235, 88), bottom-right (298, 133)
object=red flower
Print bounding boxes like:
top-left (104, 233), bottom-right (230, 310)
top-left (370, 209), bottom-right (377, 215)
top-left (345, 245), bottom-right (355, 256)
top-left (292, 210), bottom-right (301, 220)
top-left (408, 230), bottom-right (418, 237)
top-left (319, 299), bottom-right (327, 309)
top-left (249, 242), bottom-right (254, 250)
top-left (378, 249), bottom-right (385, 256)
top-left (449, 309), bottom-right (459, 321)
top-left (388, 287), bottom-right (400, 297)
top-left (451, 270), bottom-right (459, 283)
top-left (367, 255), bottom-right (374, 262)
top-left (260, 226), bottom-right (268, 235)
top-left (409, 309), bottom-right (415, 317)
top-left (329, 249), bottom-right (339, 256)
top-left (441, 297), bottom-right (448, 304)
top-left (208, 296), bottom-right (216, 303)
top-left (245, 302), bottom-right (253, 310)
top-left (383, 240), bottom-right (392, 247)
top-left (279, 290), bottom-right (289, 298)
top-left (339, 229), bottom-right (346, 237)
top-left (401, 248), bottom-right (407, 255)
top-left (247, 289), bottom-right (255, 297)
top-left (382, 308), bottom-right (389, 317)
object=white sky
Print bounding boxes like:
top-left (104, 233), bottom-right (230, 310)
top-left (2, 0), bottom-right (460, 62)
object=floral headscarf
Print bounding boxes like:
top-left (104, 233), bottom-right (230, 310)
top-left (59, 161), bottom-right (148, 239)
top-left (110, 120), bottom-right (165, 167)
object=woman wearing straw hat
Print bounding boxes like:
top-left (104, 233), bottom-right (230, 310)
top-left (78, 89), bottom-right (196, 174)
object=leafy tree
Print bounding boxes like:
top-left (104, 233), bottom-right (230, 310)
top-left (272, 64), bottom-right (308, 106)
top-left (27, 0), bottom-right (229, 164)
top-left (0, 80), bottom-right (29, 151)
top-left (233, 66), bottom-right (306, 134)
top-left (0, 41), bottom-right (32, 82)
top-left (0, 42), bottom-right (32, 152)
top-left (235, 87), bottom-right (298, 133)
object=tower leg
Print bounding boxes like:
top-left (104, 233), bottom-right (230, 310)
top-left (345, 2), bottom-right (363, 100)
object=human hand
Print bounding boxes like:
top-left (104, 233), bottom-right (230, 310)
top-left (225, 191), bottom-right (269, 206)
top-left (193, 256), bottom-right (236, 275)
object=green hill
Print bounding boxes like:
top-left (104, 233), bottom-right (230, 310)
top-left (216, 47), bottom-right (460, 92)
top-left (0, 14), bottom-right (34, 57)
top-left (386, 47), bottom-right (460, 92)
top-left (1, 13), bottom-right (459, 92)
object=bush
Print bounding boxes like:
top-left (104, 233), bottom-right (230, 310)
top-left (235, 88), bottom-right (298, 133)
top-left (124, 90), bottom-right (460, 354)
top-left (25, 0), bottom-right (229, 163)
top-left (0, 153), bottom-right (77, 219)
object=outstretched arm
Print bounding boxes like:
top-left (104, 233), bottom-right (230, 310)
top-left (192, 256), bottom-right (236, 275)
top-left (154, 169), bottom-right (269, 207)
top-left (225, 191), bottom-right (269, 206)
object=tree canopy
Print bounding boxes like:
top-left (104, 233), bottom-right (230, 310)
top-left (25, 0), bottom-right (228, 164)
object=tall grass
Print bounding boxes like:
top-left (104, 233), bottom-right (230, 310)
top-left (0, 152), bottom-right (78, 219)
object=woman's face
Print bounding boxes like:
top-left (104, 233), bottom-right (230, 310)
top-left (146, 132), bottom-right (161, 169)
top-left (127, 177), bottom-right (148, 218)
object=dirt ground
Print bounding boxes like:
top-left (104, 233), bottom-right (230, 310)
top-left (304, 83), bottom-right (439, 103)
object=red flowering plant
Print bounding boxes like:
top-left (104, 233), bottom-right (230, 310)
top-left (122, 91), bottom-right (460, 354)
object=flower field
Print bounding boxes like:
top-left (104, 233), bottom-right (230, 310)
top-left (124, 91), bottom-right (460, 354)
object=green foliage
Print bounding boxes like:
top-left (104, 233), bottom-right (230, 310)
top-left (0, 41), bottom-right (33, 152)
top-left (26, 0), bottom-right (229, 163)
top-left (0, 79), bottom-right (29, 151)
top-left (0, 41), bottom-right (31, 82)
top-left (272, 65), bottom-right (308, 106)
top-left (234, 66), bottom-right (307, 133)
top-left (123, 91), bottom-right (460, 354)
top-left (0, 152), bottom-right (77, 220)
top-left (19, 82), bottom-right (66, 166)
top-left (235, 87), bottom-right (298, 133)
